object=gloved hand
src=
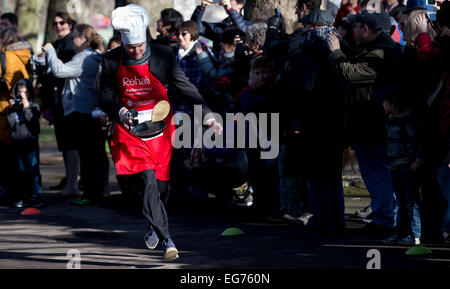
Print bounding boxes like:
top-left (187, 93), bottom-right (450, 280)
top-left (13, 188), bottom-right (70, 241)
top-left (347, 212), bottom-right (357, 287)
top-left (119, 107), bottom-right (138, 127)
top-left (267, 9), bottom-right (283, 31)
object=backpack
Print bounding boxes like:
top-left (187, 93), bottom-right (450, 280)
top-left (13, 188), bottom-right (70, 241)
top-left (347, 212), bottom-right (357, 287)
top-left (0, 51), bottom-right (8, 94)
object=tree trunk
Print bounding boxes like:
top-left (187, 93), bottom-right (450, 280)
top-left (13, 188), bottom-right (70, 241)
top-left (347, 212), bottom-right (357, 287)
top-left (244, 0), bottom-right (298, 34)
top-left (15, 0), bottom-right (50, 50)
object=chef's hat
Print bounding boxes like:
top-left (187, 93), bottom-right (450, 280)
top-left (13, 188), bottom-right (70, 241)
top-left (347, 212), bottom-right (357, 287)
top-left (111, 4), bottom-right (149, 44)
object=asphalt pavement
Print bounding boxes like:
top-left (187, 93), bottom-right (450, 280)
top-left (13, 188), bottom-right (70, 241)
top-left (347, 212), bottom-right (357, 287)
top-left (1, 143), bottom-right (450, 270)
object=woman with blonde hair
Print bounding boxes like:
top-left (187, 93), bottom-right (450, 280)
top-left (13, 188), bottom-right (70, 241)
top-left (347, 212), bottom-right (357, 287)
top-left (403, 9), bottom-right (437, 47)
top-left (42, 24), bottom-right (109, 204)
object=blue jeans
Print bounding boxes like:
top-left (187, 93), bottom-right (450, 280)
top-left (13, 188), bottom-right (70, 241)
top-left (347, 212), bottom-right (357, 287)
top-left (437, 165), bottom-right (450, 234)
top-left (278, 144), bottom-right (303, 217)
top-left (14, 145), bottom-right (41, 200)
top-left (353, 144), bottom-right (397, 228)
top-left (307, 178), bottom-right (346, 232)
top-left (392, 166), bottom-right (422, 239)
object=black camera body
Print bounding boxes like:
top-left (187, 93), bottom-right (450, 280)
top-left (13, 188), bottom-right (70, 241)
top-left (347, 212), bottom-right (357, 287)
top-left (11, 91), bottom-right (24, 111)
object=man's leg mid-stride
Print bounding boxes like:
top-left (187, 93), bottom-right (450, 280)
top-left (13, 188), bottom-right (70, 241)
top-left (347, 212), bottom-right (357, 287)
top-left (137, 169), bottom-right (178, 261)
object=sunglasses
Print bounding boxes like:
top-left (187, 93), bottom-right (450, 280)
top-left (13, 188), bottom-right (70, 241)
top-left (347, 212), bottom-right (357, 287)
top-left (52, 21), bottom-right (66, 26)
top-left (178, 31), bottom-right (189, 37)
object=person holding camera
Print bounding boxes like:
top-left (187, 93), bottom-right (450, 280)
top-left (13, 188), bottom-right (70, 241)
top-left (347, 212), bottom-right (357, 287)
top-left (0, 26), bottom-right (33, 203)
top-left (6, 79), bottom-right (43, 208)
top-left (191, 0), bottom-right (250, 54)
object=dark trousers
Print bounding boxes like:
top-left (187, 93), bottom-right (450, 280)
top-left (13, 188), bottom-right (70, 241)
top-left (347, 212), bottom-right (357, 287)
top-left (11, 143), bottom-right (41, 200)
top-left (119, 170), bottom-right (170, 239)
top-left (246, 149), bottom-right (280, 216)
top-left (307, 177), bottom-right (346, 233)
top-left (66, 112), bottom-right (109, 201)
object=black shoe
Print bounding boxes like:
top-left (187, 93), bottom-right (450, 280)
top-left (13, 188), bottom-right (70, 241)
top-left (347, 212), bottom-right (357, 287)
top-left (30, 195), bottom-right (45, 208)
top-left (77, 179), bottom-right (84, 191)
top-left (49, 178), bottom-right (67, 190)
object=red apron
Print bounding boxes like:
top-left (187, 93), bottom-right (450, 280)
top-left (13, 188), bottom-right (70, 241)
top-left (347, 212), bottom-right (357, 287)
top-left (111, 58), bottom-right (175, 181)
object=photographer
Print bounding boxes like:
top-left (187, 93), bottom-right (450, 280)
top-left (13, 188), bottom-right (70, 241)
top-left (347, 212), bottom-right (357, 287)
top-left (42, 24), bottom-right (109, 204)
top-left (194, 27), bottom-right (241, 113)
top-left (191, 0), bottom-right (250, 54)
top-left (6, 79), bottom-right (42, 208)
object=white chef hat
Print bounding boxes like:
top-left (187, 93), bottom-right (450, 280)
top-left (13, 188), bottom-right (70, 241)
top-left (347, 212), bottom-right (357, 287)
top-left (111, 4), bottom-right (149, 44)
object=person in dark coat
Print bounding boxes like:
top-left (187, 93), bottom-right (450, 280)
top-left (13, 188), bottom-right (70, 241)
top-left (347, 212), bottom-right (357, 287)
top-left (282, 10), bottom-right (346, 232)
top-left (36, 12), bottom-right (79, 192)
top-left (152, 8), bottom-right (184, 55)
top-left (191, 0), bottom-right (250, 54)
top-left (327, 11), bottom-right (402, 232)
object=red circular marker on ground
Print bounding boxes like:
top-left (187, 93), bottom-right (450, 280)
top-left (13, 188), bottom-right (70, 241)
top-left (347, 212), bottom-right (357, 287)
top-left (21, 208), bottom-right (41, 216)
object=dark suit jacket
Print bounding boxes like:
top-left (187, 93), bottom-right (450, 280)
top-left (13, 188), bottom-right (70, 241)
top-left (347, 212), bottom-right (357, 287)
top-left (98, 42), bottom-right (212, 122)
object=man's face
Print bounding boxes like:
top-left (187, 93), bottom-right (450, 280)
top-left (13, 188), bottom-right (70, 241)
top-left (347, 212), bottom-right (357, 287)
top-left (53, 16), bottom-right (72, 39)
top-left (352, 22), bottom-right (367, 43)
top-left (0, 18), bottom-right (15, 29)
top-left (156, 19), bottom-right (170, 36)
top-left (231, 0), bottom-right (244, 13)
top-left (124, 41), bottom-right (147, 60)
top-left (295, 2), bottom-right (308, 21)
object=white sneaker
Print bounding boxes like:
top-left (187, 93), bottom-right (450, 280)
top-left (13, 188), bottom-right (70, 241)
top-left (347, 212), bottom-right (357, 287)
top-left (362, 213), bottom-right (373, 224)
top-left (356, 206), bottom-right (372, 218)
top-left (398, 235), bottom-right (420, 246)
top-left (297, 213), bottom-right (314, 226)
top-left (283, 213), bottom-right (296, 222)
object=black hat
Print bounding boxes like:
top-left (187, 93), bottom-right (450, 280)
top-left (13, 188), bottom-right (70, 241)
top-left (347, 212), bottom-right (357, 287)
top-left (347, 11), bottom-right (384, 30)
top-left (302, 10), bottom-right (335, 27)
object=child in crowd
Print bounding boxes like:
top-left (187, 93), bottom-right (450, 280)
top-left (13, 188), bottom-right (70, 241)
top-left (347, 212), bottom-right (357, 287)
top-left (7, 79), bottom-right (43, 208)
top-left (382, 90), bottom-right (425, 245)
top-left (236, 56), bottom-right (280, 218)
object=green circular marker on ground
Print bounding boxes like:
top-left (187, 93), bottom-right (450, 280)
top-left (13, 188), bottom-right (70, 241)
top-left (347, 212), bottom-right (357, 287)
top-left (405, 245), bottom-right (432, 255)
top-left (221, 227), bottom-right (244, 236)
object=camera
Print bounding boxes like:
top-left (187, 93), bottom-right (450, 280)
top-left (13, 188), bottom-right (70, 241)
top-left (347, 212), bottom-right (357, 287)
top-left (11, 93), bottom-right (23, 111)
top-left (426, 0), bottom-right (436, 5)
